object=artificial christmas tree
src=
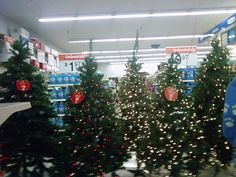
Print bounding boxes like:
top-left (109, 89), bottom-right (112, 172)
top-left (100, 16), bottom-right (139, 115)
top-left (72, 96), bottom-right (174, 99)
top-left (0, 41), bottom-right (61, 177)
top-left (192, 40), bottom-right (233, 174)
top-left (117, 50), bottom-right (152, 175)
top-left (144, 53), bottom-right (205, 176)
top-left (61, 56), bottom-right (129, 177)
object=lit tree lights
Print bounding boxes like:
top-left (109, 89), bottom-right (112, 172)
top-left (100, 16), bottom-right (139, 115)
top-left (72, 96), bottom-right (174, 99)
top-left (144, 53), bottom-right (205, 177)
top-left (117, 52), bottom-right (152, 175)
top-left (61, 56), bottom-right (129, 177)
top-left (192, 40), bottom-right (233, 173)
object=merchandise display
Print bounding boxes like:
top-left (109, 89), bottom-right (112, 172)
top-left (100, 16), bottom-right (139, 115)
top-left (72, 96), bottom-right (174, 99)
top-left (145, 53), bottom-right (204, 176)
top-left (49, 73), bottom-right (80, 85)
top-left (0, 41), bottom-right (62, 177)
top-left (192, 40), bottom-right (233, 170)
top-left (58, 56), bottom-right (129, 177)
top-left (118, 48), bottom-right (152, 176)
top-left (48, 73), bottom-right (81, 127)
top-left (179, 68), bottom-right (196, 94)
top-left (1, 2), bottom-right (236, 177)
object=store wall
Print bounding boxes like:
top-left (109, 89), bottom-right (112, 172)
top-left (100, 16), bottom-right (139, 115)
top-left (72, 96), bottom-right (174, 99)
top-left (0, 13), bottom-right (20, 39)
top-left (0, 13), bottom-right (63, 52)
top-left (97, 62), bottom-right (159, 78)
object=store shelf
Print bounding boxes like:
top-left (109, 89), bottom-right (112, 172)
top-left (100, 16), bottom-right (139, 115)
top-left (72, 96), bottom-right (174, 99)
top-left (0, 102), bottom-right (31, 125)
top-left (182, 80), bottom-right (195, 82)
top-left (48, 84), bottom-right (75, 87)
top-left (57, 114), bottom-right (65, 117)
top-left (50, 98), bottom-right (66, 102)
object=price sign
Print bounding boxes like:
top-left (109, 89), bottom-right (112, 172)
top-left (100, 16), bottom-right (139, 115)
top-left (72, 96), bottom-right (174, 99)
top-left (166, 47), bottom-right (198, 67)
top-left (59, 54), bottom-right (87, 73)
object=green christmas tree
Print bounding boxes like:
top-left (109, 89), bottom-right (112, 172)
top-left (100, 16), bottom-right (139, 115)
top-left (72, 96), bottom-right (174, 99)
top-left (0, 40), bottom-right (61, 177)
top-left (61, 56), bottom-right (129, 177)
top-left (117, 52), bottom-right (152, 175)
top-left (192, 40), bottom-right (233, 173)
top-left (144, 53), bottom-right (205, 177)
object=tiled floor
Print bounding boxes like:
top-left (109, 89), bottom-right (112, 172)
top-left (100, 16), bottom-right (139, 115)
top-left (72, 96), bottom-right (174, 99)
top-left (105, 152), bottom-right (236, 177)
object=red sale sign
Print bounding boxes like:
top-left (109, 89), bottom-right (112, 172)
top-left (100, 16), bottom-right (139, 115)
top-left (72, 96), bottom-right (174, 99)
top-left (59, 54), bottom-right (87, 61)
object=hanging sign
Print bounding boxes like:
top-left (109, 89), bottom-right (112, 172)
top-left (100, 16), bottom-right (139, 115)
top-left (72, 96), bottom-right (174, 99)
top-left (164, 86), bottom-right (178, 101)
top-left (199, 13), bottom-right (236, 43)
top-left (166, 47), bottom-right (198, 68)
top-left (59, 53), bottom-right (87, 73)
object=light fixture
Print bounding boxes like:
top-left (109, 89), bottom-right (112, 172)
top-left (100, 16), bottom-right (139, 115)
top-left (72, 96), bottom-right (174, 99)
top-left (82, 48), bottom-right (165, 54)
top-left (96, 57), bottom-right (166, 63)
top-left (39, 8), bottom-right (236, 22)
top-left (69, 34), bottom-right (214, 44)
top-left (95, 53), bottom-right (166, 59)
top-left (81, 45), bottom-right (235, 54)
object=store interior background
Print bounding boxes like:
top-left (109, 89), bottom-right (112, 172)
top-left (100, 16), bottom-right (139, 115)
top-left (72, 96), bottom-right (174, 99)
top-left (1, 0), bottom-right (236, 78)
top-left (1, 1), bottom-right (236, 177)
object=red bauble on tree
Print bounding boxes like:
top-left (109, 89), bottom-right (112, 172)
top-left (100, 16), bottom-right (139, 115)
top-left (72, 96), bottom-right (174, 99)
top-left (0, 171), bottom-right (5, 177)
top-left (71, 91), bottom-right (85, 105)
top-left (16, 80), bottom-right (31, 91)
top-left (164, 86), bottom-right (178, 101)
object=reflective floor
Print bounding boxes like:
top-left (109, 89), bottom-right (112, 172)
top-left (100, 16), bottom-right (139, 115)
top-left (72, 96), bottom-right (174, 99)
top-left (105, 152), bottom-right (236, 177)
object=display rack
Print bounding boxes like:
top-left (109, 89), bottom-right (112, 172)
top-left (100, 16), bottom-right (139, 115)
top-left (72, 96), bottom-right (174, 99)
top-left (48, 73), bottom-right (81, 127)
top-left (50, 98), bottom-right (66, 102)
top-left (0, 102), bottom-right (31, 125)
top-left (48, 83), bottom-right (75, 87)
top-left (182, 80), bottom-right (195, 83)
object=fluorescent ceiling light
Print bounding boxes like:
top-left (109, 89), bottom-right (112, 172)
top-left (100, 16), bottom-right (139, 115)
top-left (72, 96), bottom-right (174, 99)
top-left (39, 8), bottom-right (236, 22)
top-left (81, 45), bottom-right (235, 55)
top-left (96, 57), bottom-right (166, 63)
top-left (69, 34), bottom-right (214, 44)
top-left (95, 53), bottom-right (166, 59)
top-left (82, 48), bottom-right (165, 54)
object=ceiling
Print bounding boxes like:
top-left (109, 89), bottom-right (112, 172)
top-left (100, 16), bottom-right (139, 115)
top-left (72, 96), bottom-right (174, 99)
top-left (0, 0), bottom-right (236, 55)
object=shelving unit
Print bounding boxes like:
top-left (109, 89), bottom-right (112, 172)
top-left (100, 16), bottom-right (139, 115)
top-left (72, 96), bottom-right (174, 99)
top-left (0, 102), bottom-right (31, 125)
top-left (57, 114), bottom-right (65, 117)
top-left (50, 98), bottom-right (66, 102)
top-left (48, 83), bottom-right (75, 87)
top-left (182, 79), bottom-right (195, 83)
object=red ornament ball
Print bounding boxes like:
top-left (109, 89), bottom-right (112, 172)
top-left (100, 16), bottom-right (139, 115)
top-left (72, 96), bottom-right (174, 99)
top-left (16, 80), bottom-right (31, 91)
top-left (71, 91), bottom-right (85, 105)
top-left (164, 86), bottom-right (178, 101)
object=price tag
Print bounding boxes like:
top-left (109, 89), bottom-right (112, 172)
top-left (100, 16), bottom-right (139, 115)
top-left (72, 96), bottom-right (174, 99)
top-left (59, 61), bottom-right (83, 72)
top-left (166, 47), bottom-right (198, 67)
top-left (59, 53), bottom-right (87, 73)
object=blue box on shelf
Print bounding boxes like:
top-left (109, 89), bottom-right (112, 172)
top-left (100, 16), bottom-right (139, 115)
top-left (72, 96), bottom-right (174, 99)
top-left (53, 102), bottom-right (58, 113)
top-left (49, 74), bottom-right (57, 84)
top-left (51, 88), bottom-right (58, 99)
top-left (179, 68), bottom-right (186, 80)
top-left (57, 88), bottom-right (65, 99)
top-left (185, 68), bottom-right (196, 80)
top-left (62, 73), bottom-right (69, 84)
top-left (64, 87), bottom-right (70, 98)
top-left (69, 73), bottom-right (76, 84)
top-left (58, 102), bottom-right (66, 114)
top-left (56, 74), bottom-right (63, 84)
